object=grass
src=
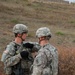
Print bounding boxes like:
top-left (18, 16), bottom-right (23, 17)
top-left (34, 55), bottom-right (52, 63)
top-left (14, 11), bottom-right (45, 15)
top-left (58, 46), bottom-right (75, 75)
top-left (56, 31), bottom-right (65, 35)
top-left (72, 40), bottom-right (75, 43)
top-left (11, 19), bottom-right (19, 24)
top-left (0, 0), bottom-right (75, 75)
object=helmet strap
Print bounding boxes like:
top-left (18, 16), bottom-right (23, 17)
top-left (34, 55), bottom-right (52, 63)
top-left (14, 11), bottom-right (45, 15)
top-left (17, 33), bottom-right (24, 42)
top-left (20, 34), bottom-right (25, 41)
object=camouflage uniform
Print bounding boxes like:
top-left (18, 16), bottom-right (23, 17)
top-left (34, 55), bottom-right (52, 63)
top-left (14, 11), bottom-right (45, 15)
top-left (1, 41), bottom-right (33, 75)
top-left (32, 44), bottom-right (58, 75)
top-left (1, 24), bottom-right (32, 75)
top-left (32, 27), bottom-right (58, 75)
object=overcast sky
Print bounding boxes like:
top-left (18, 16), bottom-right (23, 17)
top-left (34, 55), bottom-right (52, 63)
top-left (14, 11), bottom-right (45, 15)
top-left (64, 0), bottom-right (75, 3)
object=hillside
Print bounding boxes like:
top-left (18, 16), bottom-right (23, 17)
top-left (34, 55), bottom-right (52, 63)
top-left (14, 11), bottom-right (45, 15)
top-left (0, 0), bottom-right (75, 75)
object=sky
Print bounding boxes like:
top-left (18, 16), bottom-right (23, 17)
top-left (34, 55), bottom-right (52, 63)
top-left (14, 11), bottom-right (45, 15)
top-left (64, 0), bottom-right (75, 3)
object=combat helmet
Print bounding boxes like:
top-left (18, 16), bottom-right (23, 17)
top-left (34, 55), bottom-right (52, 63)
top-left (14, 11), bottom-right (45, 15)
top-left (13, 24), bottom-right (28, 34)
top-left (36, 27), bottom-right (52, 38)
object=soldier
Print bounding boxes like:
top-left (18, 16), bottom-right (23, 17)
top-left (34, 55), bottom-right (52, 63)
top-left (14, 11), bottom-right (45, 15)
top-left (1, 24), bottom-right (34, 75)
top-left (32, 27), bottom-right (58, 75)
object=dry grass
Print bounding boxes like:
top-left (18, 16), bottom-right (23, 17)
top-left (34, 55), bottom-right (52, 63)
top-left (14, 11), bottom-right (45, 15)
top-left (57, 46), bottom-right (75, 75)
top-left (0, 0), bottom-right (75, 75)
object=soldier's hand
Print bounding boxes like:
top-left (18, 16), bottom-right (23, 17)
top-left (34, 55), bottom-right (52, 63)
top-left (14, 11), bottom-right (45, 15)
top-left (23, 43), bottom-right (34, 49)
top-left (20, 51), bottom-right (29, 60)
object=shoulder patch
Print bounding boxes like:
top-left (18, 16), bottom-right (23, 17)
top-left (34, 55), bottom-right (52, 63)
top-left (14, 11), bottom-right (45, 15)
top-left (4, 50), bottom-right (9, 54)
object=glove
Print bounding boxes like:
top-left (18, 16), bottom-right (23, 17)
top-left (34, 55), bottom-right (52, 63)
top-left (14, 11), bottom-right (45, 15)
top-left (30, 44), bottom-right (41, 53)
top-left (20, 51), bottom-right (29, 60)
top-left (23, 43), bottom-right (34, 49)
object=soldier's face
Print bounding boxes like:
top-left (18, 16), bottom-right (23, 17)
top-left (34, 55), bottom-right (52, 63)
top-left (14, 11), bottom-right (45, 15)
top-left (22, 33), bottom-right (28, 41)
top-left (38, 37), bottom-right (45, 45)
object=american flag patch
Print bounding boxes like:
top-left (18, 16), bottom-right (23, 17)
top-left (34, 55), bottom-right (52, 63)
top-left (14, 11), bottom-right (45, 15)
top-left (4, 50), bottom-right (9, 54)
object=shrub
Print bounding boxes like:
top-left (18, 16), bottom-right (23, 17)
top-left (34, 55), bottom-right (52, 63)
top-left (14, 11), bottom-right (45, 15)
top-left (56, 31), bottom-right (65, 35)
